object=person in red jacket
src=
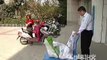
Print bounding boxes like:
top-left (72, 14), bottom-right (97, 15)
top-left (33, 20), bottom-right (42, 43)
top-left (25, 15), bottom-right (34, 38)
top-left (40, 21), bottom-right (46, 27)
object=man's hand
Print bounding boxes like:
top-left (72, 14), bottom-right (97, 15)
top-left (72, 32), bottom-right (80, 37)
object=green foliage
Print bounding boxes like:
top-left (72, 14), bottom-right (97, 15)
top-left (0, 1), bottom-right (22, 18)
top-left (26, 1), bottom-right (60, 21)
top-left (58, 0), bottom-right (67, 25)
top-left (0, 0), bottom-right (67, 24)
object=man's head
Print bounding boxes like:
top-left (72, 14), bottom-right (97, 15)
top-left (26, 15), bottom-right (31, 19)
top-left (78, 6), bottom-right (86, 16)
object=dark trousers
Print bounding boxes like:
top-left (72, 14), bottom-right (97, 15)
top-left (28, 32), bottom-right (33, 38)
top-left (81, 30), bottom-right (93, 55)
top-left (27, 27), bottom-right (33, 38)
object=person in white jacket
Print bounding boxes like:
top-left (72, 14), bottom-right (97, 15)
top-left (77, 6), bottom-right (93, 56)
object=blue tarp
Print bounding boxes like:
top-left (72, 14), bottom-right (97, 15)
top-left (43, 53), bottom-right (60, 60)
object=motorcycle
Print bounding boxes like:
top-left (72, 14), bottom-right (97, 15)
top-left (17, 27), bottom-right (49, 45)
top-left (46, 20), bottom-right (61, 38)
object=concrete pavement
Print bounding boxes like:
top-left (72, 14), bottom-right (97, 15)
top-left (0, 22), bottom-right (107, 60)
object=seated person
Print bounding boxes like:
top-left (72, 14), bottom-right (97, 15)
top-left (33, 20), bottom-right (42, 43)
top-left (25, 14), bottom-right (34, 38)
top-left (40, 21), bottom-right (46, 27)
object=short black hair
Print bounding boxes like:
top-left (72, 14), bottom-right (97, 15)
top-left (78, 6), bottom-right (86, 12)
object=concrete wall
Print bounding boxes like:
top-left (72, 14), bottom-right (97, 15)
top-left (104, 0), bottom-right (107, 44)
top-left (92, 0), bottom-right (107, 44)
top-left (92, 0), bottom-right (103, 43)
top-left (102, 0), bottom-right (107, 43)
top-left (67, 0), bottom-right (79, 24)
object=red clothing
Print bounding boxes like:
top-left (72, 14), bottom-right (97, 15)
top-left (26, 19), bottom-right (34, 25)
top-left (33, 24), bottom-right (42, 42)
top-left (33, 25), bottom-right (41, 34)
top-left (40, 22), bottom-right (46, 27)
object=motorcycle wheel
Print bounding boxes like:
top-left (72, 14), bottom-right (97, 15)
top-left (20, 37), bottom-right (28, 45)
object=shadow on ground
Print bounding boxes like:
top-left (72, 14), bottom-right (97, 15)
top-left (8, 44), bottom-right (46, 60)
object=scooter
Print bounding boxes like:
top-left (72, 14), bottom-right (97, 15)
top-left (47, 20), bottom-right (61, 38)
top-left (17, 27), bottom-right (48, 45)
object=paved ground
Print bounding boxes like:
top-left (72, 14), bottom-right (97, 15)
top-left (0, 22), bottom-right (107, 60)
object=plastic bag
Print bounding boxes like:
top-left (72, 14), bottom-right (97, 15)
top-left (67, 31), bottom-right (79, 55)
top-left (58, 43), bottom-right (73, 59)
top-left (44, 31), bottom-right (79, 59)
top-left (44, 37), bottom-right (73, 59)
top-left (44, 36), bottom-right (59, 58)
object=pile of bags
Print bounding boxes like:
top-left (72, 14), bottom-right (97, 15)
top-left (44, 31), bottom-right (79, 60)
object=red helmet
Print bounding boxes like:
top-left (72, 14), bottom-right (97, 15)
top-left (35, 20), bottom-right (40, 23)
top-left (41, 21), bottom-right (45, 24)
